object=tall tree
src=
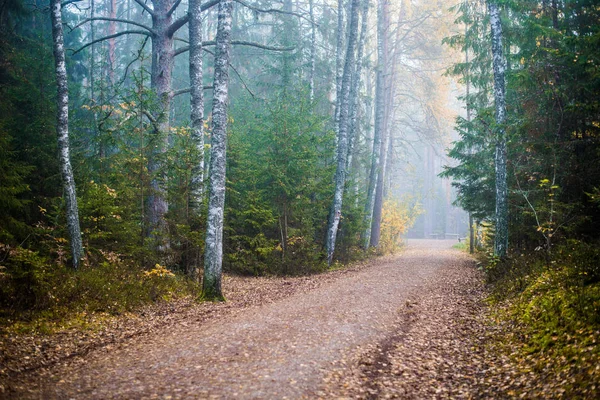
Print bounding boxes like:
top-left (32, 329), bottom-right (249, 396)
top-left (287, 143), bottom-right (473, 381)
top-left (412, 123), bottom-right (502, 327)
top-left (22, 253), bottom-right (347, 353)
top-left (188, 0), bottom-right (205, 281)
top-left (488, 0), bottom-right (508, 257)
top-left (50, 0), bottom-right (84, 269)
top-left (363, 0), bottom-right (389, 248)
top-left (203, 0), bottom-right (234, 299)
top-left (326, 0), bottom-right (361, 265)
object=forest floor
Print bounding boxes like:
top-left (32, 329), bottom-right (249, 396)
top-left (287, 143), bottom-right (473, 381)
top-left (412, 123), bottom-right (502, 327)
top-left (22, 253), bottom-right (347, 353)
top-left (0, 239), bottom-right (577, 399)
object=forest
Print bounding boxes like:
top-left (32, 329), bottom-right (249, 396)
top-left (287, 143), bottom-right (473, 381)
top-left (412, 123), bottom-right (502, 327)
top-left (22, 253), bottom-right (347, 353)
top-left (0, 0), bottom-right (599, 397)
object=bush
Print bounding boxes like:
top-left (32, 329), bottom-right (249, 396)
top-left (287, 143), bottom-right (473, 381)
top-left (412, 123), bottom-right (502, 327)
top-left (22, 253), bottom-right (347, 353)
top-left (0, 244), bottom-right (198, 333)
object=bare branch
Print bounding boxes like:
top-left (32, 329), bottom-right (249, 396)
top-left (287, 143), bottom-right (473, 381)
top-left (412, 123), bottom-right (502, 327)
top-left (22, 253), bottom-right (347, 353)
top-left (167, 14), bottom-right (189, 37)
top-left (174, 40), bottom-right (294, 57)
top-left (166, 0), bottom-right (183, 17)
top-left (203, 47), bottom-right (255, 98)
top-left (133, 0), bottom-right (155, 16)
top-left (117, 36), bottom-right (151, 87)
top-left (234, 0), bottom-right (317, 26)
top-left (173, 86), bottom-right (214, 97)
top-left (72, 30), bottom-right (151, 55)
top-left (71, 17), bottom-right (155, 34)
top-left (61, 0), bottom-right (84, 8)
top-left (167, 0), bottom-right (221, 37)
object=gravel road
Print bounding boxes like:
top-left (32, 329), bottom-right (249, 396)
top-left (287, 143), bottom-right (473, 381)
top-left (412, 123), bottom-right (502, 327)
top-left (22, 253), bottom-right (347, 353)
top-left (8, 239), bottom-right (485, 399)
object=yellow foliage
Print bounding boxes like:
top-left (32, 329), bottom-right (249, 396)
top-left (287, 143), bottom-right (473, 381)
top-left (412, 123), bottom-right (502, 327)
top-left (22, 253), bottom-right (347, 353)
top-left (379, 198), bottom-right (422, 255)
top-left (144, 264), bottom-right (175, 278)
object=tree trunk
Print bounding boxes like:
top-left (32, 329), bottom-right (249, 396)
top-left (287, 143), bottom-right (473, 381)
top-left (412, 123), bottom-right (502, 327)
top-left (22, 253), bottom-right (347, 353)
top-left (488, 1), bottom-right (508, 257)
top-left (469, 213), bottom-right (474, 253)
top-left (188, 0), bottom-right (205, 281)
top-left (146, 0), bottom-right (176, 252)
top-left (369, 117), bottom-right (390, 247)
top-left (364, 0), bottom-right (388, 248)
top-left (333, 0), bottom-right (344, 130)
top-left (308, 0), bottom-right (316, 101)
top-left (325, 0), bottom-right (361, 265)
top-left (203, 0), bottom-right (233, 300)
top-left (108, 0), bottom-right (117, 86)
top-left (50, 0), bottom-right (84, 270)
top-left (346, 0), bottom-right (370, 172)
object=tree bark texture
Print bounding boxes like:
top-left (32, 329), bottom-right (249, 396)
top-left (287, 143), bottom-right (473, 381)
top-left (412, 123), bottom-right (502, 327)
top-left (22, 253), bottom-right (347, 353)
top-left (333, 0), bottom-right (345, 133)
top-left (369, 115), bottom-right (390, 247)
top-left (146, 0), bottom-right (176, 249)
top-left (488, 1), bottom-right (508, 257)
top-left (364, 0), bottom-right (389, 248)
top-left (346, 0), bottom-right (370, 173)
top-left (50, 0), bottom-right (84, 270)
top-left (188, 0), bottom-right (205, 281)
top-left (308, 0), bottom-right (316, 101)
top-left (203, 0), bottom-right (233, 299)
top-left (326, 0), bottom-right (361, 265)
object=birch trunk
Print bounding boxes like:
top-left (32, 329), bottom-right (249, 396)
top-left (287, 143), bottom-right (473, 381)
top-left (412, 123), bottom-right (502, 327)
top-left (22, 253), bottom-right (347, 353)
top-left (188, 0), bottom-right (205, 280)
top-left (108, 0), bottom-right (117, 85)
top-left (488, 1), bottom-right (508, 257)
top-left (325, 0), bottom-right (361, 265)
top-left (363, 0), bottom-right (388, 248)
top-left (346, 0), bottom-right (369, 172)
top-left (333, 0), bottom-right (344, 130)
top-left (369, 115), bottom-right (390, 247)
top-left (203, 0), bottom-right (233, 299)
top-left (308, 0), bottom-right (316, 101)
top-left (50, 0), bottom-right (84, 270)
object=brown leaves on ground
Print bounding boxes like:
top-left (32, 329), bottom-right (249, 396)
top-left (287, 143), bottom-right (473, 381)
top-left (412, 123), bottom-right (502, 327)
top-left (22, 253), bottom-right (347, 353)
top-left (0, 261), bottom-right (369, 392)
top-left (322, 255), bottom-right (489, 399)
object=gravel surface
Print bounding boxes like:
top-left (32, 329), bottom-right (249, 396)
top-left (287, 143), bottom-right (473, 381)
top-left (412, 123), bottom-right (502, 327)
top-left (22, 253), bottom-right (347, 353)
top-left (4, 239), bottom-right (486, 399)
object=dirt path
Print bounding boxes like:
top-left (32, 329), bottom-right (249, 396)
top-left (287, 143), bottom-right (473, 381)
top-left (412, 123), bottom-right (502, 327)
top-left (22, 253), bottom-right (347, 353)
top-left (7, 239), bottom-right (486, 399)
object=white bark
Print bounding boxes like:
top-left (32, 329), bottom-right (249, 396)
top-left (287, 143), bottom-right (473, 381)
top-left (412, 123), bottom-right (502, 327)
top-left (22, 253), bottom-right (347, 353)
top-left (488, 1), bottom-right (508, 257)
top-left (203, 0), bottom-right (233, 299)
top-left (346, 0), bottom-right (369, 172)
top-left (333, 0), bottom-right (344, 132)
top-left (326, 0), bottom-right (361, 265)
top-left (51, 0), bottom-right (84, 269)
top-left (308, 0), bottom-right (316, 101)
top-left (188, 0), bottom-right (205, 280)
top-left (364, 0), bottom-right (388, 248)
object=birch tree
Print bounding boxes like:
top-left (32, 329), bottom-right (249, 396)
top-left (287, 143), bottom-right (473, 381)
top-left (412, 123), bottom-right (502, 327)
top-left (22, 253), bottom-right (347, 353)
top-left (363, 0), bottom-right (389, 248)
top-left (188, 0), bottom-right (205, 281)
top-left (488, 0), bottom-right (508, 257)
top-left (203, 0), bottom-right (234, 299)
top-left (50, 0), bottom-right (84, 269)
top-left (325, 0), bottom-right (361, 265)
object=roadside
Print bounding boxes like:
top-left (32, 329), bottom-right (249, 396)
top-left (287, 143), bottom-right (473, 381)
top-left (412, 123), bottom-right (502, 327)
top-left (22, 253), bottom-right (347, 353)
top-left (4, 239), bottom-right (461, 398)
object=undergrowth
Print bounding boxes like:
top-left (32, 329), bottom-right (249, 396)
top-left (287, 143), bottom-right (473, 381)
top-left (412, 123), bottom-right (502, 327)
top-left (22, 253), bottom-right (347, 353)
top-left (483, 240), bottom-right (600, 397)
top-left (0, 245), bottom-right (199, 334)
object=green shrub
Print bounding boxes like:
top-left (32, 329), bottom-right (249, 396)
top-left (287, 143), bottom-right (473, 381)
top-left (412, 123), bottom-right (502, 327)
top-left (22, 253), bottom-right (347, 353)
top-left (0, 245), bottom-right (198, 333)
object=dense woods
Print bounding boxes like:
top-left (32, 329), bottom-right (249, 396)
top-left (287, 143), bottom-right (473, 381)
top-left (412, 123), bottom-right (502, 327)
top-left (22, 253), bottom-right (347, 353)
top-left (1, 0), bottom-right (453, 308)
top-left (0, 0), bottom-right (599, 393)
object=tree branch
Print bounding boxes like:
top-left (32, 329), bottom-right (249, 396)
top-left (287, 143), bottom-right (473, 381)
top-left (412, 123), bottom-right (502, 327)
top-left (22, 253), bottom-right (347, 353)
top-left (61, 0), bottom-right (84, 8)
top-left (167, 0), bottom-right (221, 37)
top-left (167, 14), bottom-right (189, 37)
top-left (173, 86), bottom-right (214, 97)
top-left (71, 17), bottom-right (155, 35)
top-left (71, 30), bottom-right (151, 55)
top-left (133, 0), bottom-right (155, 16)
top-left (174, 40), bottom-right (294, 57)
top-left (234, 0), bottom-right (318, 26)
top-left (203, 47), bottom-right (255, 98)
top-left (166, 0), bottom-right (183, 18)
